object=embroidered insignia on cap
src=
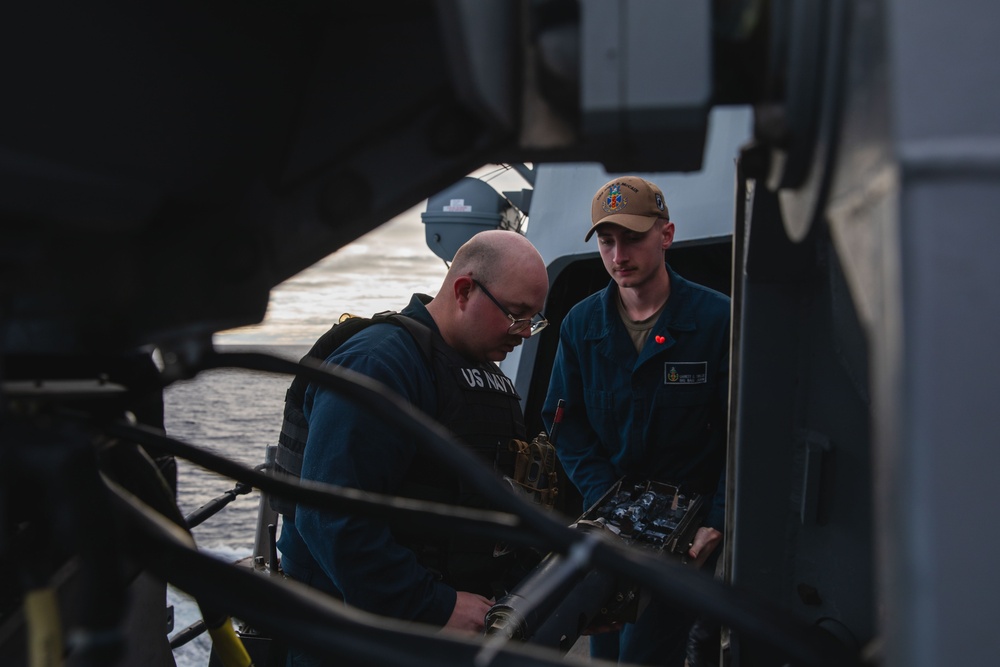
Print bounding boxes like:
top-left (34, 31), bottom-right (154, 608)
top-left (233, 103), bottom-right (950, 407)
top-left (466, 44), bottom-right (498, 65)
top-left (655, 193), bottom-right (664, 211)
top-left (602, 183), bottom-right (627, 214)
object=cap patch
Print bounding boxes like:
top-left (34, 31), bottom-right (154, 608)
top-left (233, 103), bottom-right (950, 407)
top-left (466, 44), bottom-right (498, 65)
top-left (655, 193), bottom-right (665, 211)
top-left (602, 183), bottom-right (627, 214)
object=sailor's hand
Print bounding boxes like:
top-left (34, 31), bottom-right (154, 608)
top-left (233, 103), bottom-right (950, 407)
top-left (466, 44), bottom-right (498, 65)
top-left (687, 526), bottom-right (722, 568)
top-left (443, 591), bottom-right (492, 635)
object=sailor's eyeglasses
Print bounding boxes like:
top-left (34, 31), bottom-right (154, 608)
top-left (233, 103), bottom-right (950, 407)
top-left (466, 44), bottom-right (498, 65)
top-left (472, 279), bottom-right (549, 336)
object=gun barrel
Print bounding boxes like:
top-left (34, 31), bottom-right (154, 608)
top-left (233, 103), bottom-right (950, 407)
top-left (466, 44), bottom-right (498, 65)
top-left (485, 550), bottom-right (618, 653)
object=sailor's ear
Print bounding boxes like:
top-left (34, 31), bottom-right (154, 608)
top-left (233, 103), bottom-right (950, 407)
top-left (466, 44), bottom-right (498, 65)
top-left (453, 275), bottom-right (475, 305)
top-left (661, 220), bottom-right (676, 250)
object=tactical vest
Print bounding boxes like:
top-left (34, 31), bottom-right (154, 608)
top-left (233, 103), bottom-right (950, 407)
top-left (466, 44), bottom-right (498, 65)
top-left (271, 311), bottom-right (429, 517)
top-left (274, 308), bottom-right (528, 597)
top-left (273, 307), bottom-right (524, 518)
top-left (400, 335), bottom-right (525, 504)
top-left (394, 327), bottom-right (530, 598)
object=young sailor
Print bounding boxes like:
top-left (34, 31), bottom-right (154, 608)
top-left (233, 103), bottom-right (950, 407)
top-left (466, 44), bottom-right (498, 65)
top-left (543, 176), bottom-right (729, 666)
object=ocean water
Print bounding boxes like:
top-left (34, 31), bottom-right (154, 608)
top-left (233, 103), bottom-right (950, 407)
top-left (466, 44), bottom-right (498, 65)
top-left (163, 344), bottom-right (307, 667)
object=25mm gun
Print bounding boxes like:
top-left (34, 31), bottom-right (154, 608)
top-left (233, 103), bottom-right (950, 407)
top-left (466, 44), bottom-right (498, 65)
top-left (485, 478), bottom-right (704, 653)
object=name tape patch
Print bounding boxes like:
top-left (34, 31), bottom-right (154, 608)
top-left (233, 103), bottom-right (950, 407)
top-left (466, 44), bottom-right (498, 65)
top-left (664, 361), bottom-right (707, 385)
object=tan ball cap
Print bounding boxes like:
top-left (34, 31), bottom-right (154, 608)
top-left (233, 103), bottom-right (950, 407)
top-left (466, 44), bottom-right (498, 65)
top-left (586, 176), bottom-right (670, 241)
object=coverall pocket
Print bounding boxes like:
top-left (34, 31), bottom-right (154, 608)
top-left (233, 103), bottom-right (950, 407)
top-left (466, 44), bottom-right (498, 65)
top-left (653, 385), bottom-right (712, 408)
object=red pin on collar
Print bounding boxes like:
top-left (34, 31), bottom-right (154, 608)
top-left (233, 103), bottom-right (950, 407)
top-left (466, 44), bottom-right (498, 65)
top-left (655, 335), bottom-right (666, 344)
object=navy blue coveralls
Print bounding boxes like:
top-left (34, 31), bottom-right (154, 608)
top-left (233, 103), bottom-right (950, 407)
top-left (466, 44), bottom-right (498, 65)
top-left (542, 264), bottom-right (730, 666)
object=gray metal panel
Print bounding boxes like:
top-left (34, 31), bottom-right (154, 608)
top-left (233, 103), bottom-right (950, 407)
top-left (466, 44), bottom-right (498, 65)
top-left (579, 0), bottom-right (713, 169)
top-left (778, 0), bottom-right (1000, 664)
top-left (580, 0), bottom-right (711, 116)
top-left (881, 2), bottom-right (1000, 665)
top-left (729, 179), bottom-right (875, 660)
top-left (892, 179), bottom-right (1000, 666)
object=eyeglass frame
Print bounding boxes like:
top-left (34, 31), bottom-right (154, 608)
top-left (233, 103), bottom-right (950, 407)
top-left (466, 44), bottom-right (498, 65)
top-left (471, 279), bottom-right (549, 336)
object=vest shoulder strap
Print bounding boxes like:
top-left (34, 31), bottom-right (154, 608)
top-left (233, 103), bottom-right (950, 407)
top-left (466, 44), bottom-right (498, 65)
top-left (272, 311), bottom-right (433, 516)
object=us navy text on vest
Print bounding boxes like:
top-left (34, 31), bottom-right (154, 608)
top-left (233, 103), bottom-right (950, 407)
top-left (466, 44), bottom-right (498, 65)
top-left (457, 367), bottom-right (519, 395)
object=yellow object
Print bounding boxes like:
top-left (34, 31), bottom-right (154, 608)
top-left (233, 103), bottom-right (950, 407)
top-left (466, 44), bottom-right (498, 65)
top-left (24, 587), bottom-right (64, 667)
top-left (206, 617), bottom-right (254, 667)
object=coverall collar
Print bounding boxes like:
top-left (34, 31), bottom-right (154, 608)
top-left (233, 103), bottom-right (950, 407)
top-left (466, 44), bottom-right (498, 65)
top-left (584, 264), bottom-right (699, 364)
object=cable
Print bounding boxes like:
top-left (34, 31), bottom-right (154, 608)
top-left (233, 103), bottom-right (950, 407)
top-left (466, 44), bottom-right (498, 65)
top-left (97, 439), bottom-right (254, 666)
top-left (59, 345), bottom-right (859, 667)
top-left (201, 349), bottom-right (562, 542)
top-left (103, 475), bottom-right (583, 667)
top-left (170, 348), bottom-right (860, 667)
top-left (99, 419), bottom-right (538, 551)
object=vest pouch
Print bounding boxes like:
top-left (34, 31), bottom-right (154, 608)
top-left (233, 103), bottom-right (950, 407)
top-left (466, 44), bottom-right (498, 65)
top-left (504, 434), bottom-right (559, 509)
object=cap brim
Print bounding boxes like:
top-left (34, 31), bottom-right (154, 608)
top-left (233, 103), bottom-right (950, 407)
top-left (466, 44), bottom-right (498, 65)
top-left (584, 213), bottom-right (660, 241)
